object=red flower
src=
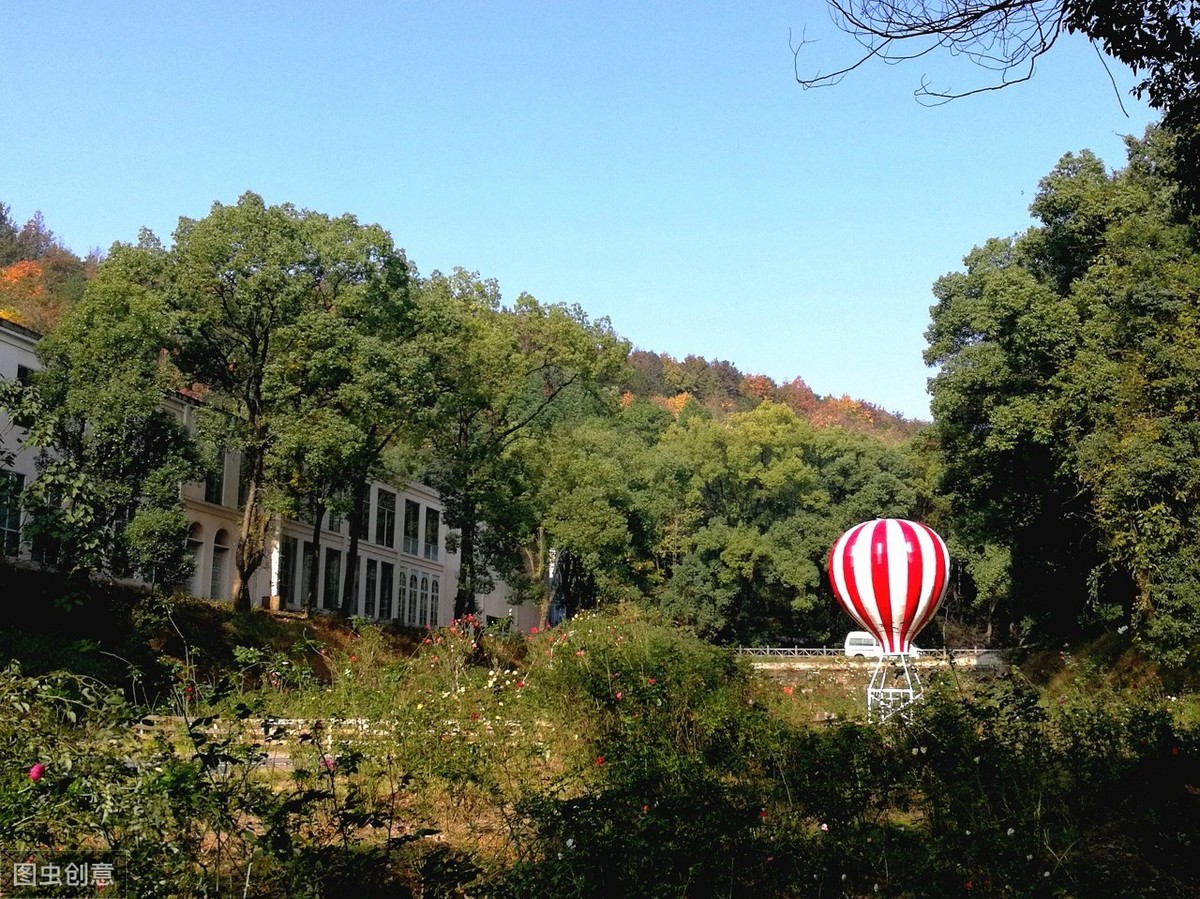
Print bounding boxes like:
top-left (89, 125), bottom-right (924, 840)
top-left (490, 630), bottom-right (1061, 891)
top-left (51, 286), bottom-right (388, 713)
top-left (595, 755), bottom-right (605, 766)
top-left (516, 681), bottom-right (525, 689)
top-left (349, 654), bottom-right (357, 662)
top-left (29, 763), bottom-right (45, 781)
top-left (783, 686), bottom-right (793, 696)
top-left (529, 626), bottom-right (539, 635)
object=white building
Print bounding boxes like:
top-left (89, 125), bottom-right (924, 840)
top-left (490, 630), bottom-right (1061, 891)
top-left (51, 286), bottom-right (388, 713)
top-left (0, 314), bottom-right (538, 631)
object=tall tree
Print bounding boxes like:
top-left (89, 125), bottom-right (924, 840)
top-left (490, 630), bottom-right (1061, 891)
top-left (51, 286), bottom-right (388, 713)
top-left (263, 246), bottom-right (431, 617)
top-left (927, 127), bottom-right (1200, 660)
top-left (0, 244), bottom-right (203, 585)
top-left (96, 192), bottom-right (411, 610)
top-left (0, 202), bottom-right (22, 267)
top-left (419, 269), bottom-right (629, 619)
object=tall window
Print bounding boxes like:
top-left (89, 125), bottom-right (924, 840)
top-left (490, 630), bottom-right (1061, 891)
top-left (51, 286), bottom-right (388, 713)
top-left (355, 485), bottom-right (370, 539)
top-left (301, 542), bottom-right (316, 606)
top-left (397, 567), bottom-right (408, 623)
top-left (419, 575), bottom-right (430, 626)
top-left (210, 529), bottom-right (230, 599)
top-left (278, 536), bottom-right (297, 606)
top-left (204, 456), bottom-right (225, 506)
top-left (430, 579), bottom-right (439, 627)
top-left (380, 562), bottom-right (395, 619)
top-left (364, 558), bottom-right (378, 618)
top-left (375, 489), bottom-right (396, 547)
top-left (185, 523), bottom-right (204, 596)
top-left (323, 548), bottom-right (342, 610)
top-left (0, 471), bottom-right (24, 557)
top-left (409, 573), bottom-right (419, 624)
top-left (403, 500), bottom-right (419, 554)
top-left (423, 508), bottom-right (440, 560)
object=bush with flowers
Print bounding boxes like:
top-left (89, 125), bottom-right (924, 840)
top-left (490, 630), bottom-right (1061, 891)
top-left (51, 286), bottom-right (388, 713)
top-left (6, 596), bottom-right (1200, 897)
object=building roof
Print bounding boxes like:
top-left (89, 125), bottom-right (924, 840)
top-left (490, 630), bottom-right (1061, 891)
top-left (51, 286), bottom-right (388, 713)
top-left (0, 312), bottom-right (43, 342)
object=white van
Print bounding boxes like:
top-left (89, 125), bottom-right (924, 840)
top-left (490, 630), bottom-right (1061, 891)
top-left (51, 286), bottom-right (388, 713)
top-left (843, 631), bottom-right (921, 658)
top-left (844, 631), bottom-right (881, 657)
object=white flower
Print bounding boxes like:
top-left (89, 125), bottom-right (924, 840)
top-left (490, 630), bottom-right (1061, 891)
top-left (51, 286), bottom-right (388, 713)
top-left (566, 838), bottom-right (575, 849)
top-left (1007, 827), bottom-right (1015, 836)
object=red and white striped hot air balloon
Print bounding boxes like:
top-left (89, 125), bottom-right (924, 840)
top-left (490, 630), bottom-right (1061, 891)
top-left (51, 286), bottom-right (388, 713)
top-left (827, 519), bottom-right (949, 656)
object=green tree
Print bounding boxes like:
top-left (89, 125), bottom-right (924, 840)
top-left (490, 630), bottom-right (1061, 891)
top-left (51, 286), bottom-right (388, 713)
top-left (94, 192), bottom-right (412, 610)
top-left (927, 127), bottom-right (1200, 661)
top-left (524, 408), bottom-right (665, 624)
top-left (419, 269), bottom-right (629, 619)
top-left (0, 201), bottom-right (21, 267)
top-left (650, 402), bottom-right (920, 644)
top-left (0, 245), bottom-right (203, 585)
top-left (263, 248), bottom-right (430, 616)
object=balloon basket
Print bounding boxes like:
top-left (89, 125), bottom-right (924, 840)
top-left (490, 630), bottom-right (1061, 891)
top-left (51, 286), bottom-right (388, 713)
top-left (866, 654), bottom-right (923, 723)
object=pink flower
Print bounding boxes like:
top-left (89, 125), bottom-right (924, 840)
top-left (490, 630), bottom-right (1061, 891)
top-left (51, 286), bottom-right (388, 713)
top-left (320, 756), bottom-right (337, 771)
top-left (529, 626), bottom-right (539, 635)
top-left (29, 763), bottom-right (45, 781)
top-left (349, 655), bottom-right (357, 662)
top-left (615, 691), bottom-right (623, 700)
top-left (820, 823), bottom-right (829, 832)
top-left (783, 686), bottom-right (794, 696)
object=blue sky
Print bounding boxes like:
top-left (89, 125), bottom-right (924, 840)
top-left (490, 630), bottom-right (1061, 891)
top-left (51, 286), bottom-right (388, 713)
top-left (2, 2), bottom-right (1158, 419)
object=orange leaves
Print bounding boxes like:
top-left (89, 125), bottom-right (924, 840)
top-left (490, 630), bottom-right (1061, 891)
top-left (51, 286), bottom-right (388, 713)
top-left (0, 258), bottom-right (70, 333)
top-left (0, 259), bottom-right (46, 297)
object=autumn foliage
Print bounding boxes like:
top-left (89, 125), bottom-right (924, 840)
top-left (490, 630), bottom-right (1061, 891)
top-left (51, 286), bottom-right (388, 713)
top-left (627, 348), bottom-right (920, 439)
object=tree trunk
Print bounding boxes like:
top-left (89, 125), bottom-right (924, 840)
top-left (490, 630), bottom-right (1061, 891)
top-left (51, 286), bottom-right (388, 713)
top-left (304, 499), bottom-right (327, 614)
top-left (454, 512), bottom-right (477, 620)
top-left (339, 480), bottom-right (369, 619)
top-left (231, 475), bottom-right (267, 612)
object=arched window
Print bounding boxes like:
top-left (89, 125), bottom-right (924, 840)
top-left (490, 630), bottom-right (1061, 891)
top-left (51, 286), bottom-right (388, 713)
top-left (409, 573), bottom-right (419, 625)
top-left (430, 579), bottom-right (439, 627)
top-left (419, 575), bottom-right (429, 626)
top-left (397, 569), bottom-right (408, 624)
top-left (210, 529), bottom-right (230, 600)
top-left (185, 523), bottom-right (203, 597)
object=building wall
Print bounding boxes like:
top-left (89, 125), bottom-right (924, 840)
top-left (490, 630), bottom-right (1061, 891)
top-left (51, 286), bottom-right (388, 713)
top-left (0, 316), bottom-right (532, 631)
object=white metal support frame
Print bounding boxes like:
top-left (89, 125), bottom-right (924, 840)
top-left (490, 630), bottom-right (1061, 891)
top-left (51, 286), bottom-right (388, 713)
top-left (866, 653), bottom-right (923, 723)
